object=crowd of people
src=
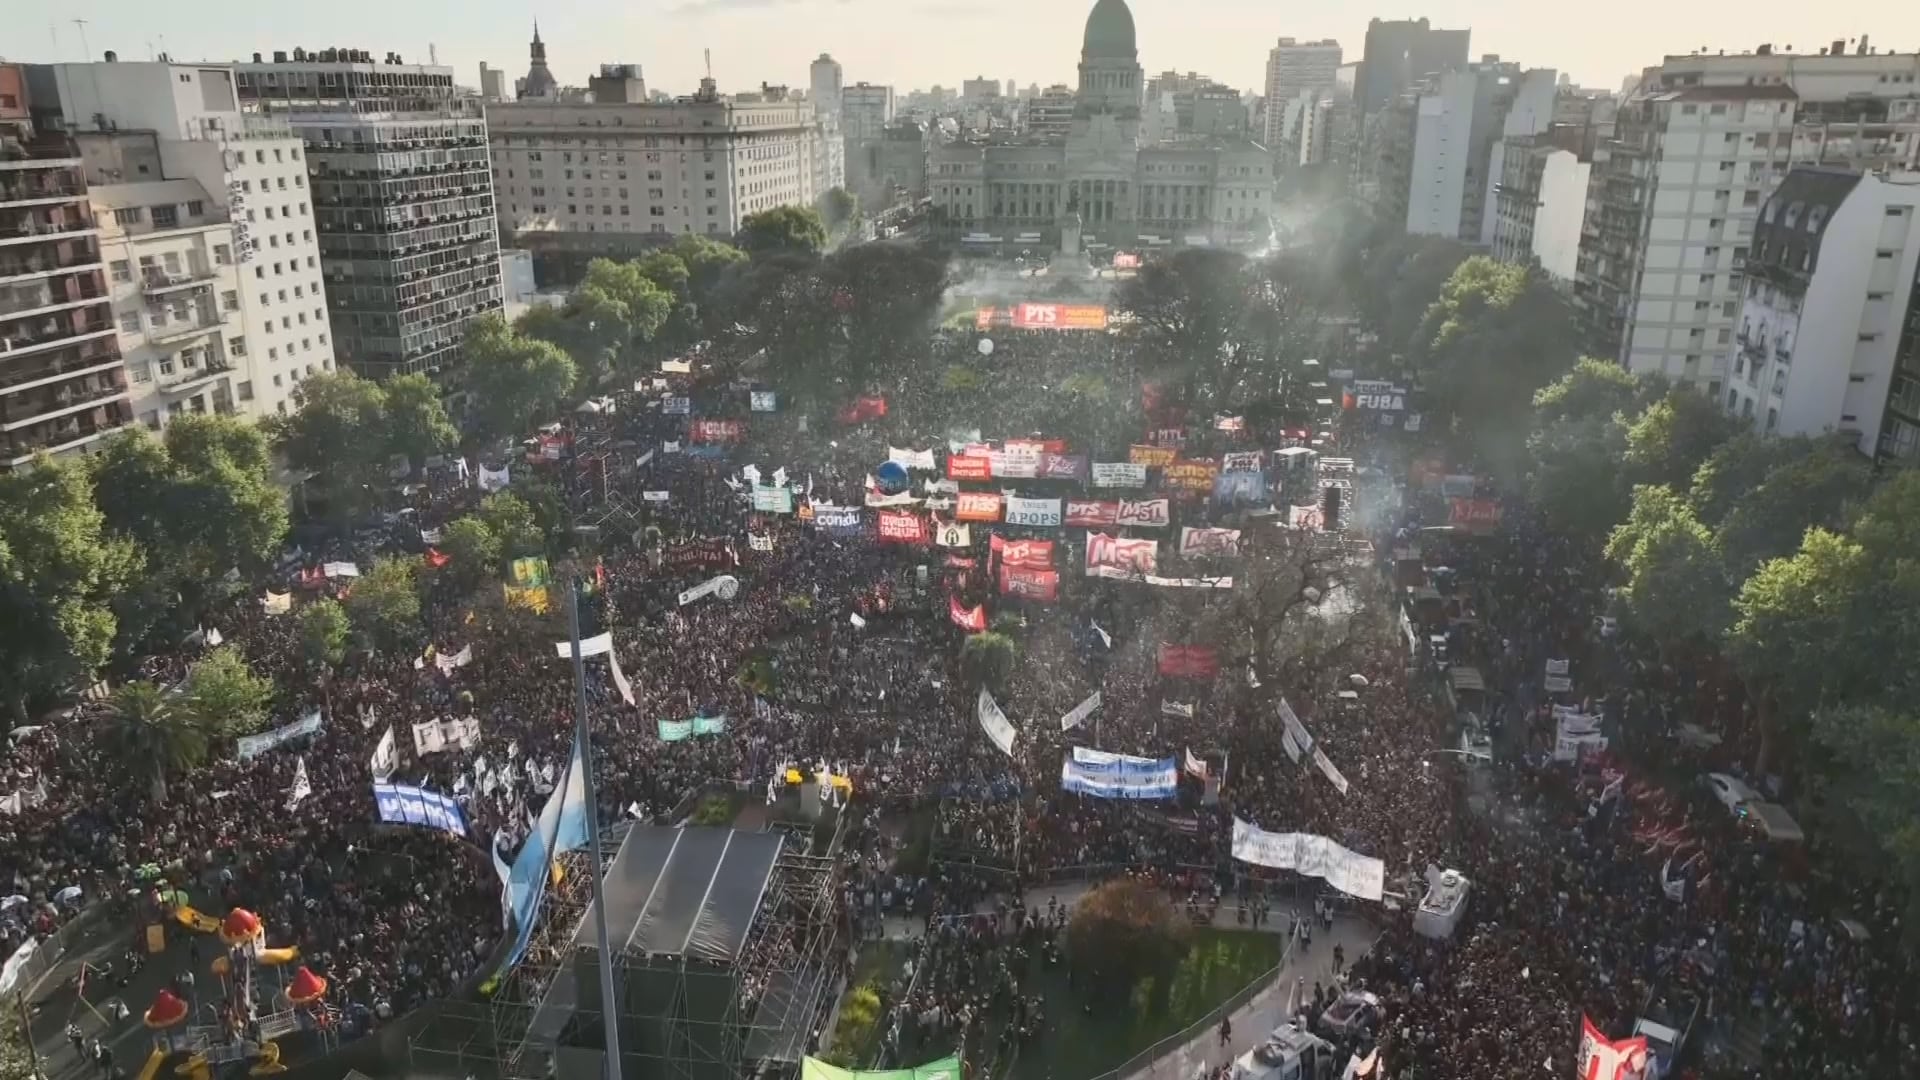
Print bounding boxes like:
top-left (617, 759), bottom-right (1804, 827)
top-left (0, 318), bottom-right (1909, 1080)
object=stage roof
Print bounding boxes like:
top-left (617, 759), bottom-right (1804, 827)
top-left (574, 825), bottom-right (782, 963)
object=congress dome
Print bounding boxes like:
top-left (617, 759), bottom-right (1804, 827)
top-left (1082, 0), bottom-right (1138, 60)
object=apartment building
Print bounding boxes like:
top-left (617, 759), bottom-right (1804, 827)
top-left (487, 77), bottom-right (835, 276)
top-left (1264, 38), bottom-right (1342, 149)
top-left (1022, 85), bottom-right (1077, 140)
top-left (234, 49), bottom-right (504, 381)
top-left (1489, 130), bottom-right (1593, 284)
top-left (1577, 45), bottom-right (1920, 389)
top-left (0, 67), bottom-right (129, 466)
top-left (1358, 18), bottom-right (1469, 115)
top-left (27, 59), bottom-right (334, 420)
top-left (842, 83), bottom-right (895, 142)
top-left (1721, 168), bottom-right (1920, 461)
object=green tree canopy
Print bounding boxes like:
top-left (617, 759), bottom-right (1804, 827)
top-left (1527, 413), bottom-right (1630, 541)
top-left (1532, 357), bottom-right (1642, 426)
top-left (1606, 486), bottom-right (1730, 654)
top-left (0, 457), bottom-right (143, 721)
top-left (1064, 878), bottom-right (1194, 1001)
top-left (383, 372), bottom-right (458, 472)
top-left (271, 370), bottom-right (392, 525)
top-left (1728, 527), bottom-right (1872, 716)
top-left (818, 187), bottom-right (858, 235)
top-left (185, 646), bottom-right (275, 737)
top-left (101, 680), bottom-right (207, 803)
top-left (343, 556), bottom-right (423, 649)
top-left (1623, 387), bottom-right (1747, 490)
top-left (297, 597), bottom-right (350, 672)
top-left (574, 257), bottom-right (675, 372)
top-left (1113, 248), bottom-right (1253, 402)
top-left (440, 515), bottom-right (504, 591)
top-left (463, 313), bottom-right (579, 444)
top-left (736, 205), bottom-right (828, 257)
top-left (960, 631), bottom-right (1018, 692)
top-left (478, 492), bottom-right (545, 558)
top-left (1712, 438), bottom-right (1870, 575)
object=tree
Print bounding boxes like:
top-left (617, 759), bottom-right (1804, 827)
top-left (1065, 878), bottom-right (1193, 1004)
top-left (574, 258), bottom-right (675, 374)
top-left (816, 243), bottom-right (949, 397)
top-left (1687, 432), bottom-right (1806, 526)
top-left (1803, 703), bottom-right (1920, 930)
top-left (736, 205), bottom-right (828, 257)
top-left (1114, 249), bottom-right (1251, 400)
top-left (184, 646), bottom-right (274, 737)
top-left (1713, 439), bottom-right (1870, 576)
top-left (272, 370), bottom-right (392, 526)
top-left (297, 597), bottom-right (350, 672)
top-left (1532, 357), bottom-right (1641, 427)
top-left (669, 233), bottom-right (748, 317)
top-left (100, 680), bottom-right (207, 804)
top-left (478, 492), bottom-right (545, 558)
top-left (632, 251), bottom-right (692, 297)
top-left (1623, 388), bottom-right (1746, 490)
top-left (1527, 415), bottom-right (1631, 542)
top-left (818, 187), bottom-right (858, 236)
top-left (463, 313), bottom-right (579, 443)
top-left (343, 556), bottom-right (423, 649)
top-left (1605, 486), bottom-right (1730, 655)
top-left (440, 516), bottom-right (504, 590)
top-left (384, 372), bottom-right (458, 474)
top-left (0, 457), bottom-right (143, 721)
top-left (960, 631), bottom-right (1018, 692)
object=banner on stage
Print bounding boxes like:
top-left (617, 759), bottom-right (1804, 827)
top-left (1092, 462), bottom-right (1148, 488)
top-left (1004, 497), bottom-right (1063, 527)
top-left (1060, 691), bottom-right (1102, 732)
top-left (977, 689), bottom-right (1017, 757)
top-left (1229, 818), bottom-right (1385, 901)
top-left (1061, 746), bottom-right (1178, 801)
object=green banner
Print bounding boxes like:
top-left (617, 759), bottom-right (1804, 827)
top-left (692, 715), bottom-right (728, 736)
top-left (800, 1056), bottom-right (961, 1080)
top-left (657, 718), bottom-right (693, 742)
top-left (510, 556), bottom-right (551, 588)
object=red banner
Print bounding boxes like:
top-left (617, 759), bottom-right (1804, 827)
top-left (956, 492), bottom-right (1004, 522)
top-left (1163, 458), bottom-right (1220, 492)
top-left (876, 510), bottom-right (927, 544)
top-left (1065, 500), bottom-right (1118, 527)
top-left (991, 534), bottom-right (1054, 570)
top-left (1085, 533), bottom-right (1159, 578)
top-left (690, 419), bottom-right (744, 444)
top-left (949, 594), bottom-right (988, 632)
top-left (1449, 497), bottom-right (1503, 532)
top-left (1577, 1015), bottom-right (1649, 1080)
top-left (999, 566), bottom-right (1060, 602)
top-left (976, 303), bottom-right (1109, 330)
top-left (947, 454), bottom-right (992, 481)
top-left (1157, 644), bottom-right (1220, 679)
top-left (838, 396), bottom-right (888, 424)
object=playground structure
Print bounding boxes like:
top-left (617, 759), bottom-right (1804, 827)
top-left (133, 906), bottom-right (340, 1080)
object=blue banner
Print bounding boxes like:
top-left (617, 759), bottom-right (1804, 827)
top-left (811, 505), bottom-right (864, 537)
top-left (1060, 746), bottom-right (1179, 800)
top-left (1213, 470), bottom-right (1267, 506)
top-left (372, 782), bottom-right (470, 837)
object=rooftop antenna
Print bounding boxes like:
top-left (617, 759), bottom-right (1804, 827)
top-left (705, 48), bottom-right (713, 79)
top-left (71, 19), bottom-right (92, 62)
top-left (429, 43), bottom-right (438, 65)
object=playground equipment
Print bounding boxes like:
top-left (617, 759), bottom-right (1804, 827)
top-left (144, 906), bottom-right (339, 1074)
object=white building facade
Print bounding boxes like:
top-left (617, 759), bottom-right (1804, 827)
top-left (29, 60), bottom-right (334, 420)
top-left (1264, 38), bottom-right (1342, 149)
top-left (842, 83), bottom-right (895, 142)
top-left (1724, 168), bottom-right (1920, 459)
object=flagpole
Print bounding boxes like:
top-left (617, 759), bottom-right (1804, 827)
top-left (567, 575), bottom-right (624, 1078)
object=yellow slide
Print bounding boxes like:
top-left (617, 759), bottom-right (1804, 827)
top-left (209, 946), bottom-right (297, 977)
top-left (137, 1048), bottom-right (168, 1080)
top-left (171, 907), bottom-right (222, 934)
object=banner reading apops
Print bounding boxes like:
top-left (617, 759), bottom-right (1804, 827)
top-left (1003, 497), bottom-right (1063, 527)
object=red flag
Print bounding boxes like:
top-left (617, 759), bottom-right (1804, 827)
top-left (424, 548), bottom-right (450, 568)
top-left (1157, 644), bottom-right (1220, 678)
top-left (948, 595), bottom-right (988, 632)
top-left (838, 395), bottom-right (888, 424)
top-left (1577, 1015), bottom-right (1649, 1080)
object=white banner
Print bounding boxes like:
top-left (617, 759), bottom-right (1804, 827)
top-left (1116, 499), bottom-right (1170, 528)
top-left (1281, 727), bottom-right (1304, 763)
top-left (1162, 700), bottom-right (1194, 718)
top-left (676, 575), bottom-right (741, 607)
top-left (865, 487), bottom-right (920, 508)
top-left (1222, 451), bottom-right (1264, 473)
top-left (1060, 691), bottom-right (1102, 732)
top-left (644, 490), bottom-right (671, 502)
top-left (1230, 818), bottom-right (1385, 901)
top-left (987, 446), bottom-right (1041, 479)
top-left (1311, 745), bottom-right (1351, 795)
top-left (235, 710), bottom-right (324, 762)
top-left (371, 725), bottom-right (398, 781)
top-left (635, 449), bottom-right (655, 469)
top-left (750, 390), bottom-right (778, 412)
top-left (478, 464), bottom-right (511, 491)
top-left (557, 631), bottom-right (615, 658)
top-left (1091, 462), bottom-right (1148, 488)
top-left (976, 689), bottom-right (1017, 757)
top-left (412, 720), bottom-right (448, 757)
top-left (261, 591), bottom-right (291, 615)
top-left (934, 521), bottom-right (972, 548)
top-left (1178, 527), bottom-right (1242, 558)
top-left (323, 561), bottom-right (360, 579)
top-left (888, 447), bottom-right (938, 471)
top-left (748, 533), bottom-right (775, 552)
top-left (434, 644), bottom-right (473, 674)
top-left (1278, 698), bottom-right (1314, 758)
top-left (1004, 497), bottom-right (1063, 527)
top-left (753, 485), bottom-right (795, 514)
top-left (1060, 746), bottom-right (1178, 800)
top-left (285, 757), bottom-right (311, 810)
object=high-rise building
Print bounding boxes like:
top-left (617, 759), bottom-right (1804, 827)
top-left (1264, 39), bottom-right (1342, 148)
top-left (26, 58), bottom-right (331, 423)
top-left (234, 49), bottom-right (503, 381)
top-left (961, 77), bottom-right (1003, 106)
top-left (842, 83), bottom-right (895, 142)
top-left (0, 64), bottom-right (130, 466)
top-left (1490, 129), bottom-right (1595, 284)
top-left (489, 77), bottom-right (837, 278)
top-left (478, 63), bottom-right (509, 103)
top-left (1358, 17), bottom-right (1469, 115)
top-left (1576, 45), bottom-right (1920, 390)
top-left (1022, 85), bottom-right (1077, 140)
top-left (810, 54), bottom-right (843, 116)
top-left (1385, 60), bottom-right (1555, 243)
top-left (1722, 168), bottom-right (1920, 460)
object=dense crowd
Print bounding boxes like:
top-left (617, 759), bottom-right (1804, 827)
top-left (0, 320), bottom-right (1909, 1080)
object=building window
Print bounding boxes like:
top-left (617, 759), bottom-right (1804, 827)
top-left (113, 207), bottom-right (142, 226)
top-left (109, 260), bottom-right (132, 283)
top-left (222, 290), bottom-right (239, 312)
top-left (129, 359), bottom-right (152, 383)
top-left (238, 380), bottom-right (254, 401)
top-left (230, 336), bottom-right (246, 356)
top-left (150, 205), bottom-right (179, 229)
top-left (118, 310), bottom-right (143, 333)
top-left (141, 409), bottom-right (161, 431)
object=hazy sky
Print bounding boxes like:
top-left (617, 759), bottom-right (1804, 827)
top-left (8, 0), bottom-right (1917, 100)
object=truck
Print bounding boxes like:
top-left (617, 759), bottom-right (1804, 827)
top-left (1232, 1022), bottom-right (1339, 1080)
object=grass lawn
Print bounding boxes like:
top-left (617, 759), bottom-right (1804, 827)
top-left (882, 928), bottom-right (1282, 1079)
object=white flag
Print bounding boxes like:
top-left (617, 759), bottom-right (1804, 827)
top-left (371, 725), bottom-right (398, 781)
top-left (285, 757), bottom-right (312, 810)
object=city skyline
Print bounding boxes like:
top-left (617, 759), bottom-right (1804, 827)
top-left (10, 0), bottom-right (1916, 102)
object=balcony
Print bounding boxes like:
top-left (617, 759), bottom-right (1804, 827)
top-left (0, 178), bottom-right (87, 209)
top-left (0, 317), bottom-right (116, 357)
top-left (156, 361), bottom-right (233, 394)
top-left (0, 239), bottom-right (105, 284)
top-left (0, 344), bottom-right (123, 395)
top-left (0, 375), bottom-right (129, 431)
top-left (3, 400), bottom-right (133, 466)
top-left (141, 266), bottom-right (220, 296)
top-left (0, 216), bottom-right (97, 247)
top-left (148, 312), bottom-right (224, 345)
